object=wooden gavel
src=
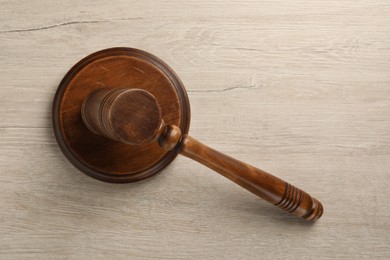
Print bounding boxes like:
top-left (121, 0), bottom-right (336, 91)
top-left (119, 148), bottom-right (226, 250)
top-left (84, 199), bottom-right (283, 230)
top-left (53, 48), bottom-right (323, 222)
top-left (81, 88), bottom-right (323, 221)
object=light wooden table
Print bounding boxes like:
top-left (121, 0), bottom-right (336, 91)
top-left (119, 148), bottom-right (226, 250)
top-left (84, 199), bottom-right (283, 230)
top-left (1, 1), bottom-right (389, 259)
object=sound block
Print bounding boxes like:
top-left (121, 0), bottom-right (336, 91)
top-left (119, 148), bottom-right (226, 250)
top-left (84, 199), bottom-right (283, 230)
top-left (52, 48), bottom-right (191, 183)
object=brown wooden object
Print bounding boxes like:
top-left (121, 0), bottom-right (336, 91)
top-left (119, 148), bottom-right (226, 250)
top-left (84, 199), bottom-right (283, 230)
top-left (52, 48), bottom-right (190, 182)
top-left (53, 48), bottom-right (323, 220)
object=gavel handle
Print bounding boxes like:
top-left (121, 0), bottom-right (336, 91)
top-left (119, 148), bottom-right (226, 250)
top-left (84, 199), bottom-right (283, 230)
top-left (178, 135), bottom-right (323, 220)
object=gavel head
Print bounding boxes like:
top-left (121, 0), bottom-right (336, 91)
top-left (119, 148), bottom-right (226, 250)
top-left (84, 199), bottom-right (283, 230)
top-left (81, 88), bottom-right (163, 145)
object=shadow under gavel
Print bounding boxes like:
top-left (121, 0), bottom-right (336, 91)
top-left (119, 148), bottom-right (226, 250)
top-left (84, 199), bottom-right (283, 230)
top-left (81, 88), bottom-right (323, 221)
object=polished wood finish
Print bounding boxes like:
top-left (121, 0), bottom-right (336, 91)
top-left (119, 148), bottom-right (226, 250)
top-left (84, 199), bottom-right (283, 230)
top-left (179, 135), bottom-right (323, 220)
top-left (81, 87), bottom-right (323, 220)
top-left (52, 48), bottom-right (191, 182)
top-left (81, 88), bottom-right (163, 145)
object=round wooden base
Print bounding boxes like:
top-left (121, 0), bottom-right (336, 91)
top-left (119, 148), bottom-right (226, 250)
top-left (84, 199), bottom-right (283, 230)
top-left (52, 48), bottom-right (191, 183)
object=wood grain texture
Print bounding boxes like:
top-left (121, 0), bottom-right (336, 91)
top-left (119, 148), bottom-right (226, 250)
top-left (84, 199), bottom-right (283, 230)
top-left (52, 48), bottom-right (191, 183)
top-left (0, 0), bottom-right (389, 259)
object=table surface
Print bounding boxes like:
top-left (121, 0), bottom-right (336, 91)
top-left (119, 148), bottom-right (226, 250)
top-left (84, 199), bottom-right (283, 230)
top-left (1, 1), bottom-right (389, 259)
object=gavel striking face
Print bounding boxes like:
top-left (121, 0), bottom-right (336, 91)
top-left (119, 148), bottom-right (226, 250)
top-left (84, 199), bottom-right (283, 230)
top-left (53, 48), bottom-right (323, 221)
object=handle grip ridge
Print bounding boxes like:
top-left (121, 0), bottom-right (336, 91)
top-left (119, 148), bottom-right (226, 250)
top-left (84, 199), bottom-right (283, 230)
top-left (276, 182), bottom-right (323, 220)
